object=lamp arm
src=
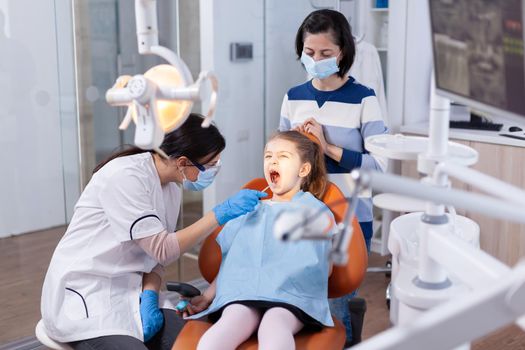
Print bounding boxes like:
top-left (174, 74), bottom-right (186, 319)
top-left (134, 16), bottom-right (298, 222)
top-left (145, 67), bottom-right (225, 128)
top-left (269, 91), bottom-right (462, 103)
top-left (149, 46), bottom-right (193, 85)
top-left (427, 229), bottom-right (510, 289)
top-left (134, 0), bottom-right (193, 85)
top-left (362, 170), bottom-right (525, 225)
top-left (135, 0), bottom-right (159, 51)
top-left (105, 88), bottom-right (133, 106)
top-left (434, 161), bottom-right (525, 206)
top-left (157, 86), bottom-right (199, 101)
top-left (194, 71), bottom-right (219, 127)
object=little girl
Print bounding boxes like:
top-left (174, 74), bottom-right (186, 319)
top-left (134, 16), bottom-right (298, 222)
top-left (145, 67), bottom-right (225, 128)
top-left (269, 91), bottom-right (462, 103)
top-left (185, 130), bottom-right (335, 350)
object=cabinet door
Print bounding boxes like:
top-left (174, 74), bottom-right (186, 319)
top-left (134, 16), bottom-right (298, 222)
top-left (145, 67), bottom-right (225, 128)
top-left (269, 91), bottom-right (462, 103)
top-left (466, 141), bottom-right (525, 266)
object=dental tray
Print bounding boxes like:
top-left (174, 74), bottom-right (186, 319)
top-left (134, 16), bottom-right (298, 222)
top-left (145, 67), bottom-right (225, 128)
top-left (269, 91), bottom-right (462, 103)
top-left (365, 134), bottom-right (478, 166)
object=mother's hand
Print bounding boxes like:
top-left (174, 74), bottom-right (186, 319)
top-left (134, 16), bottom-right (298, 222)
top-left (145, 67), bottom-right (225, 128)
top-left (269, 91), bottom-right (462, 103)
top-left (302, 118), bottom-right (328, 153)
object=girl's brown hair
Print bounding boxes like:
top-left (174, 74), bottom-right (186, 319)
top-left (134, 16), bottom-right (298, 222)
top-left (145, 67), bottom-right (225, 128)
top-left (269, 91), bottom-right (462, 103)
top-left (269, 130), bottom-right (327, 199)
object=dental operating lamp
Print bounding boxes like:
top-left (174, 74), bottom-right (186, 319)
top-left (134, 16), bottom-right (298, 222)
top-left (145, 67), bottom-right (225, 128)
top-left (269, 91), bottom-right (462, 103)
top-left (105, 0), bottom-right (218, 158)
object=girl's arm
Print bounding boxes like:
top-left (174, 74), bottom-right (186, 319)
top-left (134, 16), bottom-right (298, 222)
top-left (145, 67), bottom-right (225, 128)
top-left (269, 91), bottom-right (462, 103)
top-left (185, 279), bottom-right (217, 316)
top-left (203, 278), bottom-right (217, 302)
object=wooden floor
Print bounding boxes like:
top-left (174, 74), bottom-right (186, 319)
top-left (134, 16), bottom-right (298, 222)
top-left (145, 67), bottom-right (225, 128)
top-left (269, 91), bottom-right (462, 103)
top-left (1, 228), bottom-right (524, 348)
top-left (0, 226), bottom-right (200, 345)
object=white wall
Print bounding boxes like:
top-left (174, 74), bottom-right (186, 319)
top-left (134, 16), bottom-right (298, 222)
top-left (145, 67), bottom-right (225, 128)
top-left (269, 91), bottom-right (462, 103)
top-left (264, 0), bottom-right (316, 137)
top-left (200, 0), bottom-right (325, 210)
top-left (403, 0), bottom-right (432, 126)
top-left (0, 0), bottom-right (79, 236)
top-left (201, 1), bottom-right (382, 209)
top-left (200, 0), bottom-right (266, 210)
top-left (387, 0), bottom-right (433, 131)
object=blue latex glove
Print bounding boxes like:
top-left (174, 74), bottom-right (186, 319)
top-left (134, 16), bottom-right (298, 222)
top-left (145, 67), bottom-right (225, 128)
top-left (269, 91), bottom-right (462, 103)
top-left (175, 300), bottom-right (189, 312)
top-left (140, 290), bottom-right (164, 342)
top-left (213, 189), bottom-right (268, 225)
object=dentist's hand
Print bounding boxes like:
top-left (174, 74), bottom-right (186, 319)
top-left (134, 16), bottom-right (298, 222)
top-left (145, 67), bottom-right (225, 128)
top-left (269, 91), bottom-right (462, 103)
top-left (139, 290), bottom-right (164, 342)
top-left (213, 189), bottom-right (268, 225)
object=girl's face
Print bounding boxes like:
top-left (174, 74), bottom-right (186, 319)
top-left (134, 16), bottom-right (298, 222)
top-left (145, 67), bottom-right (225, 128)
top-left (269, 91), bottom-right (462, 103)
top-left (264, 138), bottom-right (311, 201)
top-left (303, 32), bottom-right (341, 64)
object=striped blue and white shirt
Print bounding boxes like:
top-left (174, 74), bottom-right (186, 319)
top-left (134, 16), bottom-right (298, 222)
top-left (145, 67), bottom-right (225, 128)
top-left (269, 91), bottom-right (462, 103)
top-left (279, 77), bottom-right (388, 222)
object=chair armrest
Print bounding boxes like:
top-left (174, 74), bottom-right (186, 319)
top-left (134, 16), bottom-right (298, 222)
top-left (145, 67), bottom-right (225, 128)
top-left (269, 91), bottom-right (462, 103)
top-left (166, 281), bottom-right (201, 298)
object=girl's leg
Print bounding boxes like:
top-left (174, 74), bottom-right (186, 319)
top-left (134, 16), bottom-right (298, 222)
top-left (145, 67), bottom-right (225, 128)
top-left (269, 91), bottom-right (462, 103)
top-left (197, 304), bottom-right (261, 350)
top-left (257, 307), bottom-right (304, 350)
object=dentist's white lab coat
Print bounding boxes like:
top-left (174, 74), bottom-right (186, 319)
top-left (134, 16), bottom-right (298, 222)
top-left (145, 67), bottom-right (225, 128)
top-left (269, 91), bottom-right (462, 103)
top-left (41, 152), bottom-right (181, 342)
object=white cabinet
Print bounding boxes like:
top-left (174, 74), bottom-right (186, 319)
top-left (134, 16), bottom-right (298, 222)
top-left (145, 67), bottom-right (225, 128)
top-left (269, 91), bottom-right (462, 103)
top-left (341, 0), bottom-right (389, 88)
top-left (366, 1), bottom-right (389, 86)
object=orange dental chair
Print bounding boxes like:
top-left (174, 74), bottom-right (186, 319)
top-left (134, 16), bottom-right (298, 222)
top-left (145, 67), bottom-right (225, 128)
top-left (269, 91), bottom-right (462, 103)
top-left (171, 178), bottom-right (368, 350)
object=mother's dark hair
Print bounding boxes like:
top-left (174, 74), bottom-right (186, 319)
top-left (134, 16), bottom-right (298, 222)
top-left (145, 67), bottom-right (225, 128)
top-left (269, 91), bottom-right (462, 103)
top-left (295, 9), bottom-right (355, 78)
top-left (93, 113), bottom-right (226, 173)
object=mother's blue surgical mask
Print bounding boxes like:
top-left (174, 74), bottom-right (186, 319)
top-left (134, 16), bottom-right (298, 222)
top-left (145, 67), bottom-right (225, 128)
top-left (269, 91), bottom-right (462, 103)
top-left (181, 160), bottom-right (221, 191)
top-left (300, 51), bottom-right (340, 80)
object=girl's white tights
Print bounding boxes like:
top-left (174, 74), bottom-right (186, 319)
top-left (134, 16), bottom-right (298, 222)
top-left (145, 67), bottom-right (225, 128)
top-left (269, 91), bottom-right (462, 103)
top-left (196, 304), bottom-right (304, 350)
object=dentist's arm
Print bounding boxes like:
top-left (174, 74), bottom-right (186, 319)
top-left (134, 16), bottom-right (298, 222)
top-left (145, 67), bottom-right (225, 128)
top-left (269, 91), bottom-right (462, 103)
top-left (140, 266), bottom-right (165, 342)
top-left (136, 189), bottom-right (268, 266)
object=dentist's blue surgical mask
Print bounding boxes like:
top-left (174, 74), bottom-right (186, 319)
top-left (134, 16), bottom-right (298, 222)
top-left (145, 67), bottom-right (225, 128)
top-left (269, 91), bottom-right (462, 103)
top-left (300, 51), bottom-right (340, 80)
top-left (181, 160), bottom-right (221, 191)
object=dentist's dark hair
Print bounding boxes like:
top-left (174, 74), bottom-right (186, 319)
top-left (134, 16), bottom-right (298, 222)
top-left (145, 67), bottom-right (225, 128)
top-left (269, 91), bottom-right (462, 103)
top-left (268, 130), bottom-right (327, 199)
top-left (295, 9), bottom-right (356, 78)
top-left (93, 113), bottom-right (225, 173)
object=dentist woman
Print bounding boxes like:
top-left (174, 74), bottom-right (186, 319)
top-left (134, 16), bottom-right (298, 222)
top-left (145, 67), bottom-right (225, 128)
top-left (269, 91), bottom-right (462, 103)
top-left (41, 113), bottom-right (267, 349)
top-left (279, 9), bottom-right (389, 346)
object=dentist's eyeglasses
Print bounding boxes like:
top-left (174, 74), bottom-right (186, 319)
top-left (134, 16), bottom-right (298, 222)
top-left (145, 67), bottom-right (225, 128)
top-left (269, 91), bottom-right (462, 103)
top-left (190, 158), bottom-right (222, 172)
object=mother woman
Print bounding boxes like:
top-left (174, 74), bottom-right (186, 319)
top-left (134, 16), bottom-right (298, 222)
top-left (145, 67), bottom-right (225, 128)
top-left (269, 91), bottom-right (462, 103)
top-left (279, 9), bottom-right (388, 345)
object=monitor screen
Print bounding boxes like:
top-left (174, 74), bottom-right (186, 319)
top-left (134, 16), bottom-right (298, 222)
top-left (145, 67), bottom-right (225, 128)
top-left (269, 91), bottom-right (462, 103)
top-left (429, 0), bottom-right (525, 119)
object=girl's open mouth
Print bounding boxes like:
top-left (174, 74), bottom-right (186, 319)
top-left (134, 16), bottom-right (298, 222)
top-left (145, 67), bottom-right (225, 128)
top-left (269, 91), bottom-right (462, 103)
top-left (270, 170), bottom-right (280, 184)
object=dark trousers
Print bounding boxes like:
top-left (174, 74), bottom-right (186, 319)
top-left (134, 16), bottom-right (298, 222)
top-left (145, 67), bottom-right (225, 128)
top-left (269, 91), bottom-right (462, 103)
top-left (360, 221), bottom-right (373, 252)
top-left (71, 309), bottom-right (184, 350)
top-left (328, 221), bottom-right (372, 344)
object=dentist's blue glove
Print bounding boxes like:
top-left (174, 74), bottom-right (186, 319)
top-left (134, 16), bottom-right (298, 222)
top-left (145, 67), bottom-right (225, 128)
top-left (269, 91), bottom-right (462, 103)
top-left (139, 290), bottom-right (164, 342)
top-left (213, 189), bottom-right (268, 225)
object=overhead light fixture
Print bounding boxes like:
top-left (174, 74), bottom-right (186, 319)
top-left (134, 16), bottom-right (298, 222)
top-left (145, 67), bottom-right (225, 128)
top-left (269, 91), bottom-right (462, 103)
top-left (105, 0), bottom-right (217, 158)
